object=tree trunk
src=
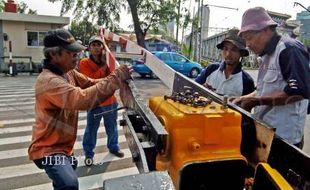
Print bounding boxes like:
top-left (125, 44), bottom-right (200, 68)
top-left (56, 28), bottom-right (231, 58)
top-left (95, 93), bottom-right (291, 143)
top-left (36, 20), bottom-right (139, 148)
top-left (127, 0), bottom-right (146, 48)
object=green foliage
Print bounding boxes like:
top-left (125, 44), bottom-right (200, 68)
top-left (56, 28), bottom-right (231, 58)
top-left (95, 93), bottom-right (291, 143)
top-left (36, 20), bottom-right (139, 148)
top-left (148, 27), bottom-right (176, 44)
top-left (69, 20), bottom-right (98, 45)
top-left (18, 2), bottom-right (28, 13)
top-left (18, 2), bottom-right (37, 15)
top-left (0, 0), bottom-right (5, 12)
top-left (48, 0), bottom-right (179, 47)
top-left (48, 0), bottom-right (125, 31)
top-left (183, 12), bottom-right (191, 29)
top-left (191, 15), bottom-right (199, 29)
top-left (134, 0), bottom-right (177, 34)
top-left (181, 43), bottom-right (192, 59)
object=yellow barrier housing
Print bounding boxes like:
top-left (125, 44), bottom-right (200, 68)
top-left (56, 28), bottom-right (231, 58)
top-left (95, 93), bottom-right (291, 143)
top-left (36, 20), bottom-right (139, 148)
top-left (149, 96), bottom-right (248, 189)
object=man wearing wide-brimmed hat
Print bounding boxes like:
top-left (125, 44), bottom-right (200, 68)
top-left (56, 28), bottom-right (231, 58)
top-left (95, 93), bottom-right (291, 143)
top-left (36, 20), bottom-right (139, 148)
top-left (195, 29), bottom-right (255, 97)
top-left (232, 7), bottom-right (310, 149)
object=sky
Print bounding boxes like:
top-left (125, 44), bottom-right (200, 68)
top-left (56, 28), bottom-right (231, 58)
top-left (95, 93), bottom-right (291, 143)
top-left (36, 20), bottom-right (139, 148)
top-left (15, 0), bottom-right (310, 37)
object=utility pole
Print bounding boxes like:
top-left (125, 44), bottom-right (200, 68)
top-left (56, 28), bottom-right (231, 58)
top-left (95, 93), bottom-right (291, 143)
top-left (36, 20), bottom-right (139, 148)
top-left (198, 0), bottom-right (204, 64)
top-left (198, 3), bottom-right (238, 63)
top-left (8, 41), bottom-right (16, 76)
top-left (194, 0), bottom-right (201, 62)
top-left (189, 6), bottom-right (195, 59)
top-left (175, 0), bottom-right (181, 44)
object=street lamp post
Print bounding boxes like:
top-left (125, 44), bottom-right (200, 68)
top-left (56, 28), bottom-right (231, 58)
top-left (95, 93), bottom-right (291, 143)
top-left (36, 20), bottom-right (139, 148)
top-left (294, 2), bottom-right (310, 13)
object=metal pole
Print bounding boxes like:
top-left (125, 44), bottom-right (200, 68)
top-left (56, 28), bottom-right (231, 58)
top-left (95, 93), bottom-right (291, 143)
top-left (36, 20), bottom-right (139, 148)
top-left (176, 0), bottom-right (181, 44)
top-left (8, 41), bottom-right (13, 76)
top-left (189, 6), bottom-right (195, 59)
top-left (204, 4), bottom-right (238, 11)
top-left (93, 106), bottom-right (127, 117)
top-left (194, 0), bottom-right (200, 61)
top-left (199, 0), bottom-right (204, 64)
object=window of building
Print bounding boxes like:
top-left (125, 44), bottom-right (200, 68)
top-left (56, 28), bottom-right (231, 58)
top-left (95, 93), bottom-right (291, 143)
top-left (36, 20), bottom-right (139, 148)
top-left (27, 31), bottom-right (46, 47)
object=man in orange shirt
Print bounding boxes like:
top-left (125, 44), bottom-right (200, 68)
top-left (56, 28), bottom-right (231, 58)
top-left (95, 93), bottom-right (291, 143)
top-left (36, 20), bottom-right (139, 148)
top-left (79, 36), bottom-right (124, 167)
top-left (28, 29), bottom-right (131, 189)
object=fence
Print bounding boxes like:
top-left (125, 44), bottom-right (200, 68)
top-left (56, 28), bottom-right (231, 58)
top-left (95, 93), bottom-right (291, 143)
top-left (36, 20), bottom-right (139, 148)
top-left (0, 56), bottom-right (40, 75)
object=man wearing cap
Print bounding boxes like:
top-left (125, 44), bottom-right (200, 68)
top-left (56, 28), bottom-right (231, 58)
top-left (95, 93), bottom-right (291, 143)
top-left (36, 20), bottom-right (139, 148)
top-left (232, 7), bottom-right (310, 148)
top-left (28, 29), bottom-right (131, 189)
top-left (79, 35), bottom-right (124, 167)
top-left (195, 29), bottom-right (255, 97)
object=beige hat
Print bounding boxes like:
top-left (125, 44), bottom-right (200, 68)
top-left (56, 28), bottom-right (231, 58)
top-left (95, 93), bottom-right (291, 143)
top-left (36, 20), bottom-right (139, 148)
top-left (89, 35), bottom-right (104, 45)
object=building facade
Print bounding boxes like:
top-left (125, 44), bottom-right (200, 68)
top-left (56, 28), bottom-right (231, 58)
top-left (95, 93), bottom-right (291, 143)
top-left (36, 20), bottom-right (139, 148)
top-left (0, 2), bottom-right (69, 72)
top-left (296, 7), bottom-right (310, 40)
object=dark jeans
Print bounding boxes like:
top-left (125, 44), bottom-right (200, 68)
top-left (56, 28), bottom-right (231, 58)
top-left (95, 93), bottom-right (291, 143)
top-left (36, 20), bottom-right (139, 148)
top-left (33, 154), bottom-right (78, 190)
top-left (83, 103), bottom-right (119, 158)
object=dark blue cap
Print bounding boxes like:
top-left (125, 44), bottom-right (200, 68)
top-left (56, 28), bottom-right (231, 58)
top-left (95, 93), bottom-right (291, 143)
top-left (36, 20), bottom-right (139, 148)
top-left (44, 29), bottom-right (86, 52)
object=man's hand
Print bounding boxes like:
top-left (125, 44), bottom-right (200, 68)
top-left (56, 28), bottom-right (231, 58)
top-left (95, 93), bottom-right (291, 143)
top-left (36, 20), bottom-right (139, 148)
top-left (119, 81), bottom-right (134, 109)
top-left (116, 64), bottom-right (133, 81)
top-left (230, 96), bottom-right (259, 111)
top-left (126, 65), bottom-right (134, 75)
top-left (203, 82), bottom-right (216, 91)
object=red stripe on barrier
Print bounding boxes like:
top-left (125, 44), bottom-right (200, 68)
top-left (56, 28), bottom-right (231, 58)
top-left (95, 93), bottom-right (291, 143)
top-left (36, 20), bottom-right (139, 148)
top-left (108, 52), bottom-right (116, 71)
top-left (99, 27), bottom-right (116, 72)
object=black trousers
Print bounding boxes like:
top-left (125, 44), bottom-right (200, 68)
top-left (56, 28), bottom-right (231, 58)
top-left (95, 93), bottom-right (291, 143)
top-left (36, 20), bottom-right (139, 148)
top-left (293, 135), bottom-right (304, 149)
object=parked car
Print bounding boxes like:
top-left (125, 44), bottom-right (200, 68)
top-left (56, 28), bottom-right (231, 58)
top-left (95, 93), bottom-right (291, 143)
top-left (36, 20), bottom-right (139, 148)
top-left (132, 51), bottom-right (202, 78)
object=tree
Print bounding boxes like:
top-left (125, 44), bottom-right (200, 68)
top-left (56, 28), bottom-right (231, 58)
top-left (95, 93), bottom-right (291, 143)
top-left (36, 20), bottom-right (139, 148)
top-left (48, 0), bottom-right (178, 48)
top-left (69, 20), bottom-right (98, 45)
top-left (18, 2), bottom-right (37, 15)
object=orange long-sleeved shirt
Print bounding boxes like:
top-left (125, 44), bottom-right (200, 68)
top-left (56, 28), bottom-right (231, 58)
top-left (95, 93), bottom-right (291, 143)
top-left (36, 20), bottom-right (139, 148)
top-left (28, 66), bottom-right (129, 160)
top-left (79, 57), bottom-right (117, 106)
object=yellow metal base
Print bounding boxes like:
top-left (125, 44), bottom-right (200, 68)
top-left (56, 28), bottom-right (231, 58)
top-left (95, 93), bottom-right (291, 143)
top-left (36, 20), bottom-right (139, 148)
top-left (149, 96), bottom-right (247, 188)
